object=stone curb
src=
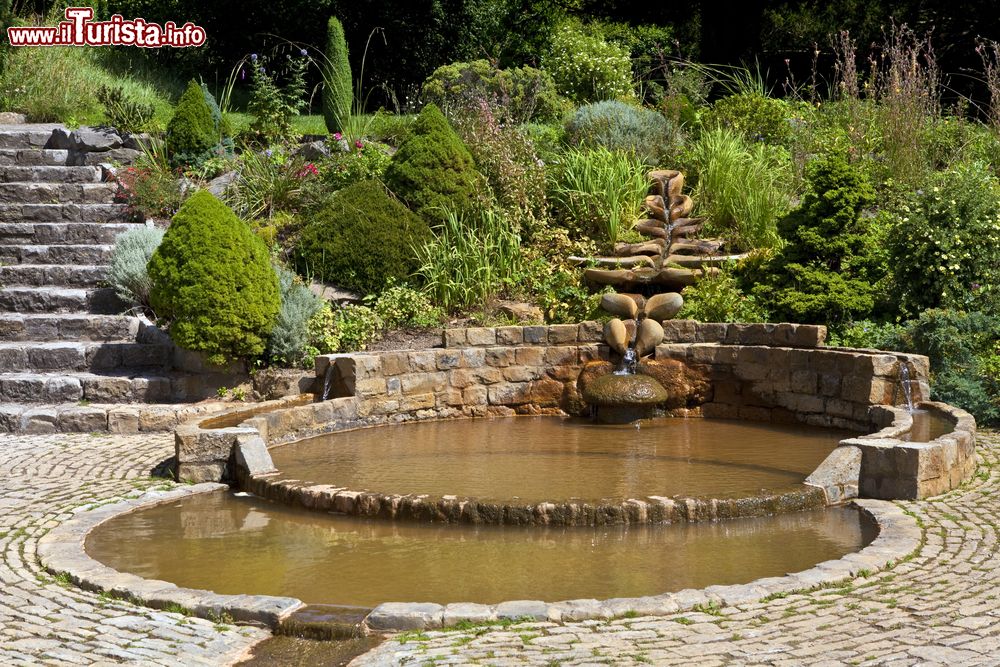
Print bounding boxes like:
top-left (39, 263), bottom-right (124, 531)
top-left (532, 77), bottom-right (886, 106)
top-left (364, 498), bottom-right (921, 631)
top-left (37, 483), bottom-right (305, 629)
top-left (37, 480), bottom-right (919, 635)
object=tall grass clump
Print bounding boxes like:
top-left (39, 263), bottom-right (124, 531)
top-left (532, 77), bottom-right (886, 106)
top-left (548, 147), bottom-right (649, 245)
top-left (227, 148), bottom-right (308, 220)
top-left (416, 208), bottom-right (522, 311)
top-left (322, 16), bottom-right (352, 134)
top-left (686, 127), bottom-right (791, 250)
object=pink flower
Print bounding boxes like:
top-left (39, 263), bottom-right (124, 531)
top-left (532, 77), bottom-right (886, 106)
top-left (333, 132), bottom-right (342, 141)
top-left (355, 140), bottom-right (363, 149)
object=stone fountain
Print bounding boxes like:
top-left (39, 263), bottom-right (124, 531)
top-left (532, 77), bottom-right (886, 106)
top-left (581, 292), bottom-right (710, 423)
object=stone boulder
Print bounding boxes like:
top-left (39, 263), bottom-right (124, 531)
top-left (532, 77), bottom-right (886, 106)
top-left (636, 359), bottom-right (712, 409)
top-left (497, 301), bottom-right (543, 324)
top-left (645, 292), bottom-right (684, 321)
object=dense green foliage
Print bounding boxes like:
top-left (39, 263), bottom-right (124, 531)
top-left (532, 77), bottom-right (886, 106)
top-left (753, 155), bottom-right (884, 324)
top-left (383, 103), bottom-right (481, 221)
top-left (421, 60), bottom-right (569, 123)
top-left (703, 93), bottom-right (794, 146)
top-left (886, 164), bottom-right (1000, 317)
top-left (294, 180), bottom-right (432, 293)
top-left (566, 100), bottom-right (682, 166)
top-left (368, 283), bottom-right (444, 328)
top-left (542, 24), bottom-right (634, 103)
top-left (166, 80), bottom-right (218, 168)
top-left (884, 310), bottom-right (1000, 426)
top-left (148, 191), bottom-right (280, 364)
top-left (678, 269), bottom-right (767, 323)
top-left (323, 17), bottom-right (352, 134)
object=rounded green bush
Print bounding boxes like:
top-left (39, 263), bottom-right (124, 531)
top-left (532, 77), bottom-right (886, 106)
top-left (565, 100), bottom-right (683, 166)
top-left (542, 24), bottom-right (634, 104)
top-left (148, 190), bottom-right (280, 364)
top-left (703, 93), bottom-right (793, 146)
top-left (294, 180), bottom-right (432, 294)
top-left (383, 103), bottom-right (481, 221)
top-left (166, 80), bottom-right (217, 167)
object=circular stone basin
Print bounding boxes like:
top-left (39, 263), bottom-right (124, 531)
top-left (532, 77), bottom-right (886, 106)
top-left (86, 491), bottom-right (875, 607)
top-left (582, 373), bottom-right (669, 406)
top-left (269, 417), bottom-right (848, 504)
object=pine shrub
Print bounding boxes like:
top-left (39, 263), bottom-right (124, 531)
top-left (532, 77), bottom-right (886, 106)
top-left (166, 80), bottom-right (217, 169)
top-left (148, 191), bottom-right (280, 364)
top-left (752, 154), bottom-right (885, 324)
top-left (383, 103), bottom-right (481, 221)
top-left (294, 180), bottom-right (432, 294)
top-left (322, 16), bottom-right (352, 134)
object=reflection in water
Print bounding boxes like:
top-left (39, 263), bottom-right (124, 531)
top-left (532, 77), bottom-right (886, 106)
top-left (904, 410), bottom-right (954, 443)
top-left (270, 417), bottom-right (849, 503)
top-left (87, 491), bottom-right (875, 607)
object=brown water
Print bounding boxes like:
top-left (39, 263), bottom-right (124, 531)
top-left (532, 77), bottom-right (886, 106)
top-left (270, 417), bottom-right (848, 503)
top-left (904, 410), bottom-right (955, 443)
top-left (86, 491), bottom-right (874, 607)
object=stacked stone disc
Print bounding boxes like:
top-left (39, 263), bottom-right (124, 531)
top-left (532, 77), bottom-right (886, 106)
top-left (577, 169), bottom-right (746, 293)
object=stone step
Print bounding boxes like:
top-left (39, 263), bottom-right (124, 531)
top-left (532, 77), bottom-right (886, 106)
top-left (0, 370), bottom-right (224, 404)
top-left (0, 203), bottom-right (126, 223)
top-left (0, 341), bottom-right (171, 372)
top-left (0, 243), bottom-right (112, 264)
top-left (665, 253), bottom-right (750, 269)
top-left (0, 264), bottom-right (106, 288)
top-left (0, 314), bottom-right (140, 342)
top-left (0, 221), bottom-right (142, 245)
top-left (0, 182), bottom-right (117, 204)
top-left (0, 400), bottom-right (229, 434)
top-left (0, 165), bottom-right (103, 183)
top-left (0, 149), bottom-right (71, 167)
top-left (0, 286), bottom-right (122, 314)
top-left (0, 124), bottom-right (61, 149)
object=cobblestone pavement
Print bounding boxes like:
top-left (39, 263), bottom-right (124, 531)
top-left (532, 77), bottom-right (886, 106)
top-left (357, 432), bottom-right (1000, 667)
top-left (0, 432), bottom-right (267, 666)
top-left (4, 430), bottom-right (1000, 666)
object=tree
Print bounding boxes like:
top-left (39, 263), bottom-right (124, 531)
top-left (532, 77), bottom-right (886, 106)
top-left (322, 16), bottom-right (352, 134)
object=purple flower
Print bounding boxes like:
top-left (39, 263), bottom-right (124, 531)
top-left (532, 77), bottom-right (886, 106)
top-left (250, 53), bottom-right (258, 62)
top-left (355, 139), bottom-right (363, 149)
top-left (265, 149), bottom-right (272, 157)
top-left (300, 49), bottom-right (308, 57)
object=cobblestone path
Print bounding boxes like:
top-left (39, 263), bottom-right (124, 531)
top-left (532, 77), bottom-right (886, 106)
top-left (0, 432), bottom-right (266, 666)
top-left (358, 432), bottom-right (1000, 667)
top-left (3, 430), bottom-right (1000, 666)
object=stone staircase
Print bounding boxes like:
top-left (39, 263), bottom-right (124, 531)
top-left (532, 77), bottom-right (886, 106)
top-left (0, 124), bottom-right (228, 433)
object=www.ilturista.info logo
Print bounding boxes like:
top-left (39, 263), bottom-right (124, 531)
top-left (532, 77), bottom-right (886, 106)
top-left (6, 7), bottom-right (206, 47)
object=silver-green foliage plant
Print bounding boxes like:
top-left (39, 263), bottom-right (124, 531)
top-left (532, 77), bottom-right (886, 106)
top-left (269, 266), bottom-right (323, 365)
top-left (543, 24), bottom-right (634, 104)
top-left (687, 127), bottom-right (792, 251)
top-left (108, 226), bottom-right (164, 310)
top-left (548, 147), bottom-right (649, 245)
top-left (566, 100), bottom-right (683, 166)
top-left (416, 207), bottom-right (522, 311)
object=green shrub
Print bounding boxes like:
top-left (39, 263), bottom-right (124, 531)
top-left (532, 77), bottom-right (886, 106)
top-left (416, 207), bottom-right (522, 312)
top-left (294, 180), bottom-right (432, 294)
top-left (364, 112), bottom-right (416, 145)
top-left (678, 269), bottom-right (767, 323)
top-left (331, 304), bottom-right (383, 352)
top-left (244, 51), bottom-right (308, 146)
top-left (312, 139), bottom-right (391, 193)
top-left (383, 103), bottom-right (481, 221)
top-left (883, 310), bottom-right (1000, 426)
top-left (702, 93), bottom-right (793, 145)
top-left (107, 226), bottom-right (164, 310)
top-left (826, 320), bottom-right (903, 349)
top-left (113, 151), bottom-right (186, 221)
top-left (886, 163), bottom-right (1000, 318)
top-left (592, 21), bottom-right (675, 82)
top-left (565, 100), bottom-right (683, 166)
top-left (520, 122), bottom-right (564, 159)
top-left (148, 191), bottom-right (280, 364)
top-left (543, 24), bottom-right (634, 104)
top-left (752, 154), bottom-right (884, 324)
top-left (268, 266), bottom-right (323, 365)
top-left (548, 147), bottom-right (652, 245)
top-left (686, 127), bottom-right (792, 250)
top-left (322, 16), bottom-right (352, 134)
top-left (96, 84), bottom-right (155, 134)
top-left (369, 283), bottom-right (444, 329)
top-left (421, 60), bottom-right (570, 124)
top-left (166, 80), bottom-right (217, 169)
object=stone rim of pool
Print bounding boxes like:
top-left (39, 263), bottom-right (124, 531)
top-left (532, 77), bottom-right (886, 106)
top-left (40, 481), bottom-right (923, 633)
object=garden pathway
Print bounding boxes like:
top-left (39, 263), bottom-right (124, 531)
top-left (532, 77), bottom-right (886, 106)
top-left (1, 430), bottom-right (999, 666)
